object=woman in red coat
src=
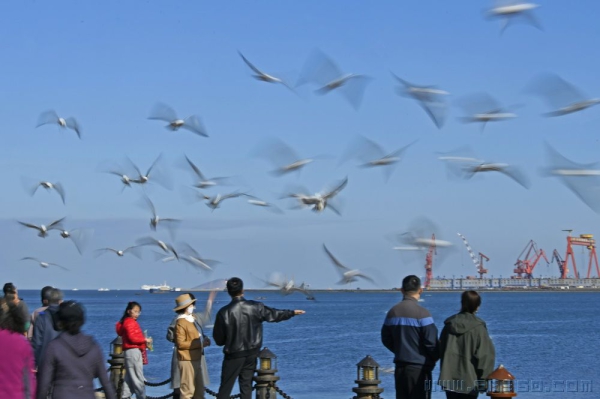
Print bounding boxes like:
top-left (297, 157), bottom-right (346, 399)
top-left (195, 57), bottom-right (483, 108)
top-left (116, 301), bottom-right (152, 399)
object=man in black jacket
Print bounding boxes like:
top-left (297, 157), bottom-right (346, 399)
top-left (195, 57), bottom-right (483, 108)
top-left (213, 277), bottom-right (305, 399)
top-left (381, 275), bottom-right (439, 399)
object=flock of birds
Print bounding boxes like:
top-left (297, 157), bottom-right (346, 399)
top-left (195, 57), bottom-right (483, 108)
top-left (13, 1), bottom-right (600, 295)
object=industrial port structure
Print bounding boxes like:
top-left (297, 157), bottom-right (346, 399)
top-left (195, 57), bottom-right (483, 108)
top-left (425, 231), bottom-right (600, 290)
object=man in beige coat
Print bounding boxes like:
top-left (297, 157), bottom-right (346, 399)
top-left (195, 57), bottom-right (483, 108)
top-left (174, 293), bottom-right (211, 399)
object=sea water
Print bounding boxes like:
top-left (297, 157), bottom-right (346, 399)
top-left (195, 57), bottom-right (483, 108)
top-left (19, 290), bottom-right (600, 399)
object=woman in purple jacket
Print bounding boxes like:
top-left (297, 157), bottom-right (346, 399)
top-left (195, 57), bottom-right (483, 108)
top-left (0, 298), bottom-right (36, 399)
top-left (36, 301), bottom-right (116, 399)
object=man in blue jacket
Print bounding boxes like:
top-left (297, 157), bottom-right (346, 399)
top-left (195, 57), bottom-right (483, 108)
top-left (381, 275), bottom-right (439, 399)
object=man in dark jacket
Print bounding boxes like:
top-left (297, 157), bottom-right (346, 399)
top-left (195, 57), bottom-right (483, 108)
top-left (3, 282), bottom-right (30, 333)
top-left (32, 288), bottom-right (63, 367)
top-left (381, 275), bottom-right (439, 399)
top-left (213, 277), bottom-right (305, 399)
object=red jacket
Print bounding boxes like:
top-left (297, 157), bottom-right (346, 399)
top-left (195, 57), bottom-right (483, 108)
top-left (116, 317), bottom-right (146, 350)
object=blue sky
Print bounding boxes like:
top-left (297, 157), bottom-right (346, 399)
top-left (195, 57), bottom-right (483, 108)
top-left (2, 1), bottom-right (600, 289)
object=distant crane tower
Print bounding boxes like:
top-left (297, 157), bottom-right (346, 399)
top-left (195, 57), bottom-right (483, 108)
top-left (513, 240), bottom-right (549, 278)
top-left (550, 249), bottom-right (567, 278)
top-left (424, 234), bottom-right (436, 289)
top-left (457, 233), bottom-right (489, 278)
top-left (562, 231), bottom-right (600, 279)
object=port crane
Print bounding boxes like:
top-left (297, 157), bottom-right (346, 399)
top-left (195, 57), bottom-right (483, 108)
top-left (562, 231), bottom-right (600, 279)
top-left (457, 232), bottom-right (489, 278)
top-left (550, 249), bottom-right (567, 278)
top-left (424, 234), bottom-right (436, 289)
top-left (513, 240), bottom-right (549, 278)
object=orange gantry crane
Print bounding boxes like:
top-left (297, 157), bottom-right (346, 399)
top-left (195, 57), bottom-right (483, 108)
top-left (424, 234), bottom-right (436, 289)
top-left (562, 232), bottom-right (600, 279)
top-left (513, 240), bottom-right (549, 278)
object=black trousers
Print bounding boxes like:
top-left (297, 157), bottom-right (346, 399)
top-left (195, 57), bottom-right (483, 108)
top-left (445, 391), bottom-right (478, 399)
top-left (216, 354), bottom-right (257, 399)
top-left (394, 364), bottom-right (432, 399)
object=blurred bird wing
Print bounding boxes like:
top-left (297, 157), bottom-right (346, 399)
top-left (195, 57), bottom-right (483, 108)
top-left (387, 139), bottom-right (419, 159)
top-left (148, 102), bottom-right (178, 122)
top-left (498, 165), bottom-right (531, 189)
top-left (528, 74), bottom-right (587, 110)
top-left (53, 182), bottom-right (66, 204)
top-left (420, 101), bottom-right (447, 129)
top-left (356, 272), bottom-right (376, 284)
top-left (126, 157), bottom-right (143, 178)
top-left (323, 244), bottom-right (350, 272)
top-left (48, 217), bottom-right (66, 230)
top-left (337, 75), bottom-right (372, 110)
top-left (21, 256), bottom-right (39, 263)
top-left (51, 263), bottom-right (70, 271)
top-left (239, 51), bottom-right (266, 76)
top-left (68, 229), bottom-right (92, 255)
top-left (65, 117), bottom-right (81, 138)
top-left (299, 49), bottom-right (344, 87)
top-left (256, 138), bottom-right (301, 167)
top-left (458, 92), bottom-right (502, 115)
top-left (183, 115), bottom-right (208, 137)
top-left (139, 195), bottom-right (157, 218)
top-left (323, 177), bottom-right (348, 199)
top-left (182, 256), bottom-right (214, 271)
top-left (36, 110), bottom-right (59, 127)
top-left (146, 153), bottom-right (164, 177)
top-left (21, 177), bottom-right (42, 197)
top-left (185, 155), bottom-right (206, 180)
top-left (345, 136), bottom-right (385, 164)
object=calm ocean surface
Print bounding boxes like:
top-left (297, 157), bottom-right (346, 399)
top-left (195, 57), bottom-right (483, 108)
top-left (19, 290), bottom-right (600, 399)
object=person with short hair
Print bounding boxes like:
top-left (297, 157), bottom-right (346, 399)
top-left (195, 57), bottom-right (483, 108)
top-left (36, 301), bottom-right (117, 399)
top-left (0, 298), bottom-right (36, 398)
top-left (3, 282), bottom-right (30, 334)
top-left (438, 291), bottom-right (495, 398)
top-left (213, 277), bottom-right (305, 399)
top-left (32, 288), bottom-right (64, 367)
top-left (381, 275), bottom-right (440, 399)
top-left (28, 286), bottom-right (54, 339)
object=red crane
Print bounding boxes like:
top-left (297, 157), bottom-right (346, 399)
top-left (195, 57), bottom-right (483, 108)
top-left (478, 253), bottom-right (490, 278)
top-left (563, 233), bottom-right (600, 279)
top-left (513, 240), bottom-right (549, 278)
top-left (424, 234), bottom-right (436, 289)
top-left (550, 249), bottom-right (567, 278)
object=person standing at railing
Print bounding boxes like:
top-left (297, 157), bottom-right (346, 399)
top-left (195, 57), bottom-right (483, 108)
top-left (213, 277), bottom-right (305, 399)
top-left (116, 301), bottom-right (152, 399)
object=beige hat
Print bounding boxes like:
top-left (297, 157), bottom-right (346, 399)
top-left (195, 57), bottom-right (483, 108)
top-left (173, 294), bottom-right (196, 312)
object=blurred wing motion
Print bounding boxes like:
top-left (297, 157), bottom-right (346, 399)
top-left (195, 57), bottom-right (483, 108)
top-left (543, 142), bottom-right (600, 213)
top-left (391, 72), bottom-right (448, 128)
top-left (527, 73), bottom-right (600, 117)
top-left (238, 51), bottom-right (294, 91)
top-left (487, 1), bottom-right (542, 34)
top-left (254, 138), bottom-right (314, 176)
top-left (299, 49), bottom-right (371, 110)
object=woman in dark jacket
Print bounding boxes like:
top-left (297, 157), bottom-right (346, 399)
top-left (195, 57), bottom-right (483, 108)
top-left (438, 290), bottom-right (495, 398)
top-left (36, 301), bottom-right (116, 399)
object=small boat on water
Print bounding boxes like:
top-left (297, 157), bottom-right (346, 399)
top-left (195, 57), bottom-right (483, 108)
top-left (72, 288), bottom-right (79, 291)
top-left (98, 288), bottom-right (110, 292)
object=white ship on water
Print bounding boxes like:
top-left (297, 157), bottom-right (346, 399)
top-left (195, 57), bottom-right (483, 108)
top-left (98, 288), bottom-right (110, 292)
top-left (140, 282), bottom-right (181, 293)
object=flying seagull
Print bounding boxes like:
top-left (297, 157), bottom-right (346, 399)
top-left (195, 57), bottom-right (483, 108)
top-left (341, 136), bottom-right (417, 182)
top-left (58, 228), bottom-right (91, 255)
top-left (127, 154), bottom-right (172, 189)
top-left (322, 244), bottom-right (376, 285)
top-left (201, 192), bottom-right (251, 211)
top-left (238, 51), bottom-right (294, 91)
top-left (299, 49), bottom-right (371, 110)
top-left (136, 236), bottom-right (179, 260)
top-left (183, 155), bottom-right (229, 189)
top-left (138, 195), bottom-right (181, 238)
top-left (95, 246), bottom-right (143, 259)
top-left (22, 179), bottom-right (66, 204)
top-left (391, 72), bottom-right (449, 129)
top-left (17, 217), bottom-right (65, 238)
top-left (148, 103), bottom-right (208, 137)
top-left (438, 148), bottom-right (530, 189)
top-left (458, 92), bottom-right (518, 131)
top-left (180, 243), bottom-right (220, 272)
top-left (36, 110), bottom-right (81, 139)
top-left (255, 138), bottom-right (319, 177)
top-left (486, 1), bottom-right (542, 34)
top-left (542, 142), bottom-right (600, 213)
top-left (21, 257), bottom-right (69, 271)
top-left (284, 177), bottom-right (348, 215)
